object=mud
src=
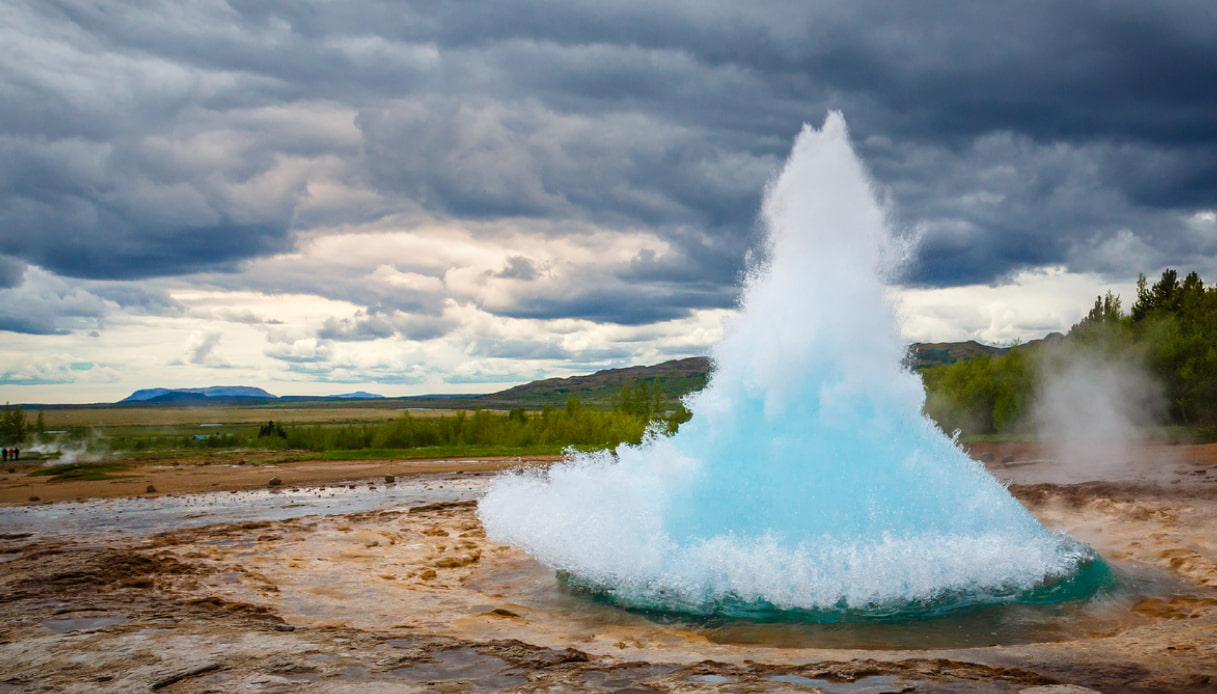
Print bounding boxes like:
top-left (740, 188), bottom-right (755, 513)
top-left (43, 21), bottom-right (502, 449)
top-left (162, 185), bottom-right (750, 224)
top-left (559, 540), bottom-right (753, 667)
top-left (2, 445), bottom-right (1216, 692)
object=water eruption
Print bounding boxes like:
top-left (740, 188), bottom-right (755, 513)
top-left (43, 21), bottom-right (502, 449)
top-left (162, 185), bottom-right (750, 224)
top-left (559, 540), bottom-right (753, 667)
top-left (478, 112), bottom-right (1106, 620)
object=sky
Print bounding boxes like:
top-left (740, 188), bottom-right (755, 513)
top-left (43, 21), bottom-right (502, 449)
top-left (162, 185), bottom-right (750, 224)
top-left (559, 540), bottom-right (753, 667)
top-left (2, 1), bottom-right (1216, 403)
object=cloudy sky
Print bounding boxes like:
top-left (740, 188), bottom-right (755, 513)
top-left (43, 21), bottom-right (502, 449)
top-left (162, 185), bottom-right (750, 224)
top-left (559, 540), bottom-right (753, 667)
top-left (3, 1), bottom-right (1216, 403)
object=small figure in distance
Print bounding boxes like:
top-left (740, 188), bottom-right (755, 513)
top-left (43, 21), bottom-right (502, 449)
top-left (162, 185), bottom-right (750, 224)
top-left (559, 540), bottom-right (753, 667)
top-left (12, 447), bottom-right (18, 462)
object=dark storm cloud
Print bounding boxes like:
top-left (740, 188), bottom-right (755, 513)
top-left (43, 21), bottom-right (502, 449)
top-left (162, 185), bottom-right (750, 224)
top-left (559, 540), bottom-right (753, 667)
top-left (0, 256), bottom-right (25, 289)
top-left (3, 0), bottom-right (1216, 322)
top-left (500, 284), bottom-right (734, 326)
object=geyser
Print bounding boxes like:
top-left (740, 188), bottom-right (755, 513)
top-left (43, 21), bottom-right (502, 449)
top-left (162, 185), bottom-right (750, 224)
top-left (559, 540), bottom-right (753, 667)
top-left (478, 112), bottom-right (1104, 620)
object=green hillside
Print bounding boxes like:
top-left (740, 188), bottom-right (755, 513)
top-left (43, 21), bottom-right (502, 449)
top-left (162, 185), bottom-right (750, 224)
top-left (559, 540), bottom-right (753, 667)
top-left (473, 357), bottom-right (711, 409)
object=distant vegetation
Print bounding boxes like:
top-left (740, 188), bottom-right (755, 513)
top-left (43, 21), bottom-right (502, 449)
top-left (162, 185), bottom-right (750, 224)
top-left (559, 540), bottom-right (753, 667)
top-left (920, 269), bottom-right (1217, 439)
top-left (261, 387), bottom-right (691, 454)
top-left (18, 380), bottom-right (694, 460)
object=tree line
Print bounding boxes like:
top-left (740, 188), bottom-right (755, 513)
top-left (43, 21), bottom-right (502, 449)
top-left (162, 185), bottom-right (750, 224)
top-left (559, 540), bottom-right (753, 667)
top-left (920, 268), bottom-right (1217, 438)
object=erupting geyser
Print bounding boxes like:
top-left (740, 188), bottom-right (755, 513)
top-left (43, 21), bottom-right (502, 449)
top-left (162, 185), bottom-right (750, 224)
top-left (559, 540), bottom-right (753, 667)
top-left (478, 112), bottom-right (1105, 620)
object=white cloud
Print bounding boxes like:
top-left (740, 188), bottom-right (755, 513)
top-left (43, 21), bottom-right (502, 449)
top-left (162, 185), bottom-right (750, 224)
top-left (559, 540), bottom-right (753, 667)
top-left (895, 267), bottom-right (1138, 345)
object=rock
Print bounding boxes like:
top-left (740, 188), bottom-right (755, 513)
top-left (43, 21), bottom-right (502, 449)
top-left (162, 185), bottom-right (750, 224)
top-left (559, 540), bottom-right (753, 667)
top-left (384, 474), bottom-right (395, 483)
top-left (149, 661), bottom-right (221, 690)
top-left (979, 452), bottom-right (995, 463)
top-left (268, 477), bottom-right (282, 487)
top-left (28, 495), bottom-right (40, 502)
top-left (145, 485), bottom-right (157, 494)
top-left (1002, 455), bottom-right (1016, 464)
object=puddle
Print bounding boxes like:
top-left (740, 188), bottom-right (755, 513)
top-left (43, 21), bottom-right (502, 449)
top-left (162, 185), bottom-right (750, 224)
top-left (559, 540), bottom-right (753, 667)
top-left (0, 477), bottom-right (488, 541)
top-left (474, 554), bottom-right (1214, 650)
top-left (580, 664), bottom-right (678, 689)
top-left (763, 675), bottom-right (917, 693)
top-left (687, 674), bottom-right (736, 684)
top-left (334, 665), bottom-right (370, 680)
top-left (42, 616), bottom-right (127, 633)
top-left (387, 647), bottom-right (527, 689)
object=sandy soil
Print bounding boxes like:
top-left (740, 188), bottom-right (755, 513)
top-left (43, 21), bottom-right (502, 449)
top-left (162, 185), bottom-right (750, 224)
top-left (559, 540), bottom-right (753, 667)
top-left (2, 445), bottom-right (1217, 692)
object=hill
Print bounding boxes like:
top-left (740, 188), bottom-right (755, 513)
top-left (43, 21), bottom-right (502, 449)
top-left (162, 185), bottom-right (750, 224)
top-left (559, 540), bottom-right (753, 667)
top-left (474, 357), bottom-right (711, 409)
top-left (906, 335), bottom-right (1062, 371)
top-left (906, 340), bottom-right (1011, 370)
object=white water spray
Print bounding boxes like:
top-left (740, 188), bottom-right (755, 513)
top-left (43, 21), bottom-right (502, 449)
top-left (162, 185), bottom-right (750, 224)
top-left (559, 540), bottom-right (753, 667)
top-left (479, 113), bottom-right (1099, 618)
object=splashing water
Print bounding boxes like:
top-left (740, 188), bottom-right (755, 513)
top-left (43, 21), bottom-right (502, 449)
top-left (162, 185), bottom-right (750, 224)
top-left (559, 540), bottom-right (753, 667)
top-left (478, 112), bottom-right (1105, 620)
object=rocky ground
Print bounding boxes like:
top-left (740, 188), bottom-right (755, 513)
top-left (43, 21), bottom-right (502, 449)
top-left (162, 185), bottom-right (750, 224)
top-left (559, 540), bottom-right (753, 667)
top-left (2, 445), bottom-right (1216, 693)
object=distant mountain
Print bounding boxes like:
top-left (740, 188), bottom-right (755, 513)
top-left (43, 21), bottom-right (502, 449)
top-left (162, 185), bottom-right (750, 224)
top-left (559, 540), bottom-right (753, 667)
top-left (329, 391), bottom-right (385, 399)
top-left (121, 386), bottom-right (278, 403)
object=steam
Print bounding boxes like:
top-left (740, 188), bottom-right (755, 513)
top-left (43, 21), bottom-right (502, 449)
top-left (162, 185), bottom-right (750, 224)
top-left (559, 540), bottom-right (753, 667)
top-left (1033, 345), bottom-right (1164, 481)
top-left (25, 430), bottom-right (108, 465)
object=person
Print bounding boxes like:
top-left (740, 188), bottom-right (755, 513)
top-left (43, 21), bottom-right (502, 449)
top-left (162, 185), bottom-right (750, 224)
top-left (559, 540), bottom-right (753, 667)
top-left (1, 448), bottom-right (7, 463)
top-left (11, 447), bottom-right (17, 462)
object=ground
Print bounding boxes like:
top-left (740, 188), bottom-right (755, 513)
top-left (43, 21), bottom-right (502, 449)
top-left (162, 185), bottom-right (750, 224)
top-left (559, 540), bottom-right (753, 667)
top-left (1, 445), bottom-right (1216, 693)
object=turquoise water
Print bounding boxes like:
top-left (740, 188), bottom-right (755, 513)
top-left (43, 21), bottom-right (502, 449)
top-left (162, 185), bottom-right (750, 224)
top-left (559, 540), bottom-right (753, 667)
top-left (478, 112), bottom-right (1106, 620)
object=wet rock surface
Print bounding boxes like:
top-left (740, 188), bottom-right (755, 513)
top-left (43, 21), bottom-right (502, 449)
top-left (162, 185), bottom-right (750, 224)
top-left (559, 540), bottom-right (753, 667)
top-left (1, 445), bottom-right (1216, 692)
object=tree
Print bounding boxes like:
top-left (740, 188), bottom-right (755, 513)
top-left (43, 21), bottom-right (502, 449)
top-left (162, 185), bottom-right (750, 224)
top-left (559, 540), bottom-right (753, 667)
top-left (1, 404), bottom-right (29, 444)
top-left (1132, 269), bottom-right (1182, 322)
top-left (258, 420), bottom-right (287, 439)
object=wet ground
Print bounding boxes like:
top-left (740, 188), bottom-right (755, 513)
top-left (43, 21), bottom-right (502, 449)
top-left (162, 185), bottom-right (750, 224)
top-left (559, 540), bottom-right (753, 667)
top-left (2, 444), bottom-right (1217, 692)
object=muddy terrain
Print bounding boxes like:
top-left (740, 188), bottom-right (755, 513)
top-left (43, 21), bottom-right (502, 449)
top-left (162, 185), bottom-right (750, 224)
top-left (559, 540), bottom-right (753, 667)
top-left (2, 445), bottom-right (1216, 692)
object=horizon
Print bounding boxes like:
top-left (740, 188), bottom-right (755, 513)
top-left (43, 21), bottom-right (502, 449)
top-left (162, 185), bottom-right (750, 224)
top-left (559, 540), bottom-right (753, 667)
top-left (13, 330), bottom-right (1089, 406)
top-left (3, 3), bottom-right (1214, 405)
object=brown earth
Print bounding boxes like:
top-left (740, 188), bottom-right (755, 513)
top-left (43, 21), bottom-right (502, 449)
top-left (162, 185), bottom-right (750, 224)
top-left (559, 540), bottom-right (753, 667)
top-left (2, 445), bottom-right (1217, 692)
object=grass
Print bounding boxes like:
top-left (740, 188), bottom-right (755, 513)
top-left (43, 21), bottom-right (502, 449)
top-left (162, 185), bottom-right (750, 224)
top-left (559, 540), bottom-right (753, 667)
top-left (29, 462), bottom-right (134, 482)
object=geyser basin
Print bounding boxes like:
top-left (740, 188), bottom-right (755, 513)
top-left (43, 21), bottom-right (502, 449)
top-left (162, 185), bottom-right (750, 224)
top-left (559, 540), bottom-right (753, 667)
top-left (479, 112), bottom-right (1108, 621)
